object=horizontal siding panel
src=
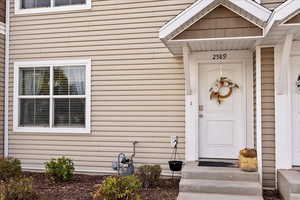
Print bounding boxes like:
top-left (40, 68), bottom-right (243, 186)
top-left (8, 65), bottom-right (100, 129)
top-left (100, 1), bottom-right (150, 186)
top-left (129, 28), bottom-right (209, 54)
top-left (261, 47), bottom-right (276, 188)
top-left (9, 0), bottom-right (191, 172)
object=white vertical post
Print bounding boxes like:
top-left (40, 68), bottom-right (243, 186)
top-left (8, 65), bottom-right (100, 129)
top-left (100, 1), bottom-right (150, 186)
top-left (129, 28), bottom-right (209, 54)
top-left (183, 45), bottom-right (192, 95)
top-left (256, 47), bottom-right (263, 185)
top-left (277, 33), bottom-right (293, 95)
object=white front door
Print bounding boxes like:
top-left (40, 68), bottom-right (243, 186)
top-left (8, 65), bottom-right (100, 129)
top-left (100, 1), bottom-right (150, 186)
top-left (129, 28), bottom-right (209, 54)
top-left (198, 62), bottom-right (246, 159)
top-left (292, 56), bottom-right (300, 166)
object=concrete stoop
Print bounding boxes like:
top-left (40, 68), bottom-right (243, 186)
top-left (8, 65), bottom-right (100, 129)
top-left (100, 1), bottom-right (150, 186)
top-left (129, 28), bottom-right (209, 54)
top-left (278, 170), bottom-right (300, 200)
top-left (177, 162), bottom-right (263, 200)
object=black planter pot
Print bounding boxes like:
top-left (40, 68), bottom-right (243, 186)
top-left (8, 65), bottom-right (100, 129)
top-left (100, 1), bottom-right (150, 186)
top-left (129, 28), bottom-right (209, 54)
top-left (168, 160), bottom-right (183, 172)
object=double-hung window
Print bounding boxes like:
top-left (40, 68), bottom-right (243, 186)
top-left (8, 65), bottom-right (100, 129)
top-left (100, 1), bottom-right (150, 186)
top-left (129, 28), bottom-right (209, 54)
top-left (14, 59), bottom-right (91, 133)
top-left (15, 0), bottom-right (91, 14)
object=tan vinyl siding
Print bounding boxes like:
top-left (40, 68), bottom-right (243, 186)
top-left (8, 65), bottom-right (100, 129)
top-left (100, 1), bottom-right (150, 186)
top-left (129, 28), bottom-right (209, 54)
top-left (8, 0), bottom-right (199, 172)
top-left (0, 0), bottom-right (4, 23)
top-left (261, 47), bottom-right (276, 188)
top-left (261, 0), bottom-right (287, 10)
top-left (285, 13), bottom-right (300, 24)
top-left (0, 34), bottom-right (4, 158)
top-left (173, 5), bottom-right (262, 40)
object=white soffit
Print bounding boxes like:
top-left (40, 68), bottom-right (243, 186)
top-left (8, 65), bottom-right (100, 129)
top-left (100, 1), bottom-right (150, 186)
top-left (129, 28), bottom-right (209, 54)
top-left (159, 0), bottom-right (271, 41)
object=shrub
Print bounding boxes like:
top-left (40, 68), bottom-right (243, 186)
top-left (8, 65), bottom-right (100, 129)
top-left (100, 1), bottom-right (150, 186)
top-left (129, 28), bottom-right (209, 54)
top-left (45, 156), bottom-right (74, 182)
top-left (0, 176), bottom-right (39, 200)
top-left (92, 175), bottom-right (142, 200)
top-left (0, 158), bottom-right (22, 182)
top-left (136, 165), bottom-right (162, 188)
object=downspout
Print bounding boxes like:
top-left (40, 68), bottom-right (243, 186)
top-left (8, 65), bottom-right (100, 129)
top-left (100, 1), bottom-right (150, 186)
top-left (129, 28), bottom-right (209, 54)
top-left (4, 0), bottom-right (10, 157)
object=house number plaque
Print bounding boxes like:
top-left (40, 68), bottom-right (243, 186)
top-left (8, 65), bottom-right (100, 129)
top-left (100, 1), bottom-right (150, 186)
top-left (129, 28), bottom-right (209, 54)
top-left (212, 53), bottom-right (227, 60)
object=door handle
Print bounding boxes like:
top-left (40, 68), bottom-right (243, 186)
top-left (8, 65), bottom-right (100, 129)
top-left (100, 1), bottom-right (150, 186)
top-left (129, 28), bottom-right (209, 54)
top-left (199, 114), bottom-right (204, 118)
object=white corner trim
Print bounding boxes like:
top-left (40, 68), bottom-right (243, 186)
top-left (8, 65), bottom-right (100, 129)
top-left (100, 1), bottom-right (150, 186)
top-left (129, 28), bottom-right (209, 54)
top-left (13, 58), bottom-right (92, 134)
top-left (255, 47), bottom-right (263, 184)
top-left (159, 0), bottom-right (271, 40)
top-left (4, 0), bottom-right (10, 158)
top-left (15, 0), bottom-right (91, 15)
top-left (277, 33), bottom-right (293, 95)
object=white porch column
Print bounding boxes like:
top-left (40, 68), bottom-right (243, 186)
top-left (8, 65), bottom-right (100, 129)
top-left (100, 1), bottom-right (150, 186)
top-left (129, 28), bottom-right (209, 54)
top-left (183, 45), bottom-right (198, 161)
top-left (275, 44), bottom-right (293, 170)
top-left (277, 33), bottom-right (293, 95)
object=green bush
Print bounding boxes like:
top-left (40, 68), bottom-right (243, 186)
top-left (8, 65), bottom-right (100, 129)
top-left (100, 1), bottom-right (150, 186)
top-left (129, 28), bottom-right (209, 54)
top-left (0, 158), bottom-right (22, 182)
top-left (0, 177), bottom-right (39, 200)
top-left (92, 175), bottom-right (142, 200)
top-left (136, 165), bottom-right (162, 188)
top-left (45, 156), bottom-right (74, 182)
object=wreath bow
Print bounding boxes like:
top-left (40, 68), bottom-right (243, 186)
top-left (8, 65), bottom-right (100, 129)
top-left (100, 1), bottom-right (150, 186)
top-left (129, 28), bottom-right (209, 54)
top-left (209, 77), bottom-right (239, 104)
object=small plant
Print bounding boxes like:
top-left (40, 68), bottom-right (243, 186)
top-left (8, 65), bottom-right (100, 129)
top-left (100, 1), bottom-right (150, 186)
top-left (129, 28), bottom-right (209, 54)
top-left (0, 157), bottom-right (22, 182)
top-left (136, 165), bottom-right (162, 188)
top-left (0, 176), bottom-right (39, 200)
top-left (45, 156), bottom-right (74, 182)
top-left (92, 175), bottom-right (142, 200)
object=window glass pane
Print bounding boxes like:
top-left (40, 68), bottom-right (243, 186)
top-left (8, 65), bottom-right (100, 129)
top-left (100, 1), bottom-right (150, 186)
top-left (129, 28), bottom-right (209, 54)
top-left (19, 67), bottom-right (50, 95)
top-left (70, 99), bottom-right (85, 126)
top-left (54, 66), bottom-right (85, 95)
top-left (69, 66), bottom-right (85, 95)
top-left (54, 99), bottom-right (69, 126)
top-left (19, 68), bottom-right (34, 95)
top-left (54, 98), bottom-right (85, 127)
top-left (35, 67), bottom-right (50, 95)
top-left (54, 0), bottom-right (70, 6)
top-left (21, 0), bottom-right (50, 9)
top-left (71, 0), bottom-right (86, 5)
top-left (19, 99), bottom-right (49, 127)
top-left (36, 0), bottom-right (51, 7)
top-left (54, 67), bottom-right (69, 95)
top-left (54, 0), bottom-right (86, 6)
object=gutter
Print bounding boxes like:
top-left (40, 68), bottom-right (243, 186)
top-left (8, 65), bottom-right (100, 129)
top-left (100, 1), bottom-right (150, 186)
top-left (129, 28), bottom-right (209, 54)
top-left (4, 0), bottom-right (10, 157)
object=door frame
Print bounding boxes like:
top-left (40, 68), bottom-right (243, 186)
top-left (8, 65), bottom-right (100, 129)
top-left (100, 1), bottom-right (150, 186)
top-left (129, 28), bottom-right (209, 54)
top-left (185, 50), bottom-right (254, 161)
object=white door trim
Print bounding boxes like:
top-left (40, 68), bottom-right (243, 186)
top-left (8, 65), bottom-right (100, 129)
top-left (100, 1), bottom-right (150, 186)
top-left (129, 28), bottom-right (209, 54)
top-left (185, 50), bottom-right (253, 161)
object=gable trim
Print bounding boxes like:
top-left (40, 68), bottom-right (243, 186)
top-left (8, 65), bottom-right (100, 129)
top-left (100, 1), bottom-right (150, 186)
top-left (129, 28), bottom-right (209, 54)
top-left (172, 5), bottom-right (264, 41)
top-left (159, 0), bottom-right (271, 41)
top-left (265, 0), bottom-right (300, 34)
top-left (281, 11), bottom-right (300, 26)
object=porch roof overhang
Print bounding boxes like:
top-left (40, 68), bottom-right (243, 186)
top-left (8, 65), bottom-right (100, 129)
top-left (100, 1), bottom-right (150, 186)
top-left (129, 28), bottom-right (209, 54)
top-left (159, 0), bottom-right (272, 55)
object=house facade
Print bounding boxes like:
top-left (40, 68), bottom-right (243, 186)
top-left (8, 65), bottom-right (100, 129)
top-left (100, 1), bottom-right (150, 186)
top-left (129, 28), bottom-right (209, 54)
top-left (1, 0), bottom-right (300, 196)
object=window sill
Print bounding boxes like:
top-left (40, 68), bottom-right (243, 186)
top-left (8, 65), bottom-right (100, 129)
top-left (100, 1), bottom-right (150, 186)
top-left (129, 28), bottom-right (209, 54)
top-left (13, 127), bottom-right (91, 134)
top-left (15, 3), bottom-right (91, 15)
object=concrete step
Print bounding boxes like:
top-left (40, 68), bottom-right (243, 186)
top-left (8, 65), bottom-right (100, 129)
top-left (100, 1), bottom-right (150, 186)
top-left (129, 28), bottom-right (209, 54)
top-left (278, 170), bottom-right (300, 200)
top-left (177, 192), bottom-right (264, 200)
top-left (179, 179), bottom-right (262, 196)
top-left (182, 165), bottom-right (259, 182)
top-left (290, 193), bottom-right (300, 200)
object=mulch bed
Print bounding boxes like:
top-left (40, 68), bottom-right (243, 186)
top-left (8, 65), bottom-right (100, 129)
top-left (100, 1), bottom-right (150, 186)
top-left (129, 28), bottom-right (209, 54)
top-left (23, 172), bottom-right (180, 200)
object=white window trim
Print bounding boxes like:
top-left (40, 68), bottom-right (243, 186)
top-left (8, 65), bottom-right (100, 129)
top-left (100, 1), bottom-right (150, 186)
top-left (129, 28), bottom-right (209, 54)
top-left (15, 0), bottom-right (91, 15)
top-left (13, 59), bottom-right (91, 134)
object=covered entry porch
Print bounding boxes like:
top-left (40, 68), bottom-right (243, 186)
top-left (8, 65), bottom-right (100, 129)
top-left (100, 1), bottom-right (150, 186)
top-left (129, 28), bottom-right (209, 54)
top-left (159, 0), bottom-right (300, 193)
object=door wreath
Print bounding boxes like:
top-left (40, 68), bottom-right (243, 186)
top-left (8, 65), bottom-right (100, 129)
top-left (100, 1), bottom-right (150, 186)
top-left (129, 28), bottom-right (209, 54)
top-left (209, 77), bottom-right (239, 104)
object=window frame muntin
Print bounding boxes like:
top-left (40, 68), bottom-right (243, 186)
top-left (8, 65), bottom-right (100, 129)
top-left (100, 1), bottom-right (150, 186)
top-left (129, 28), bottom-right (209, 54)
top-left (13, 59), bottom-right (91, 134)
top-left (15, 0), bottom-right (91, 15)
